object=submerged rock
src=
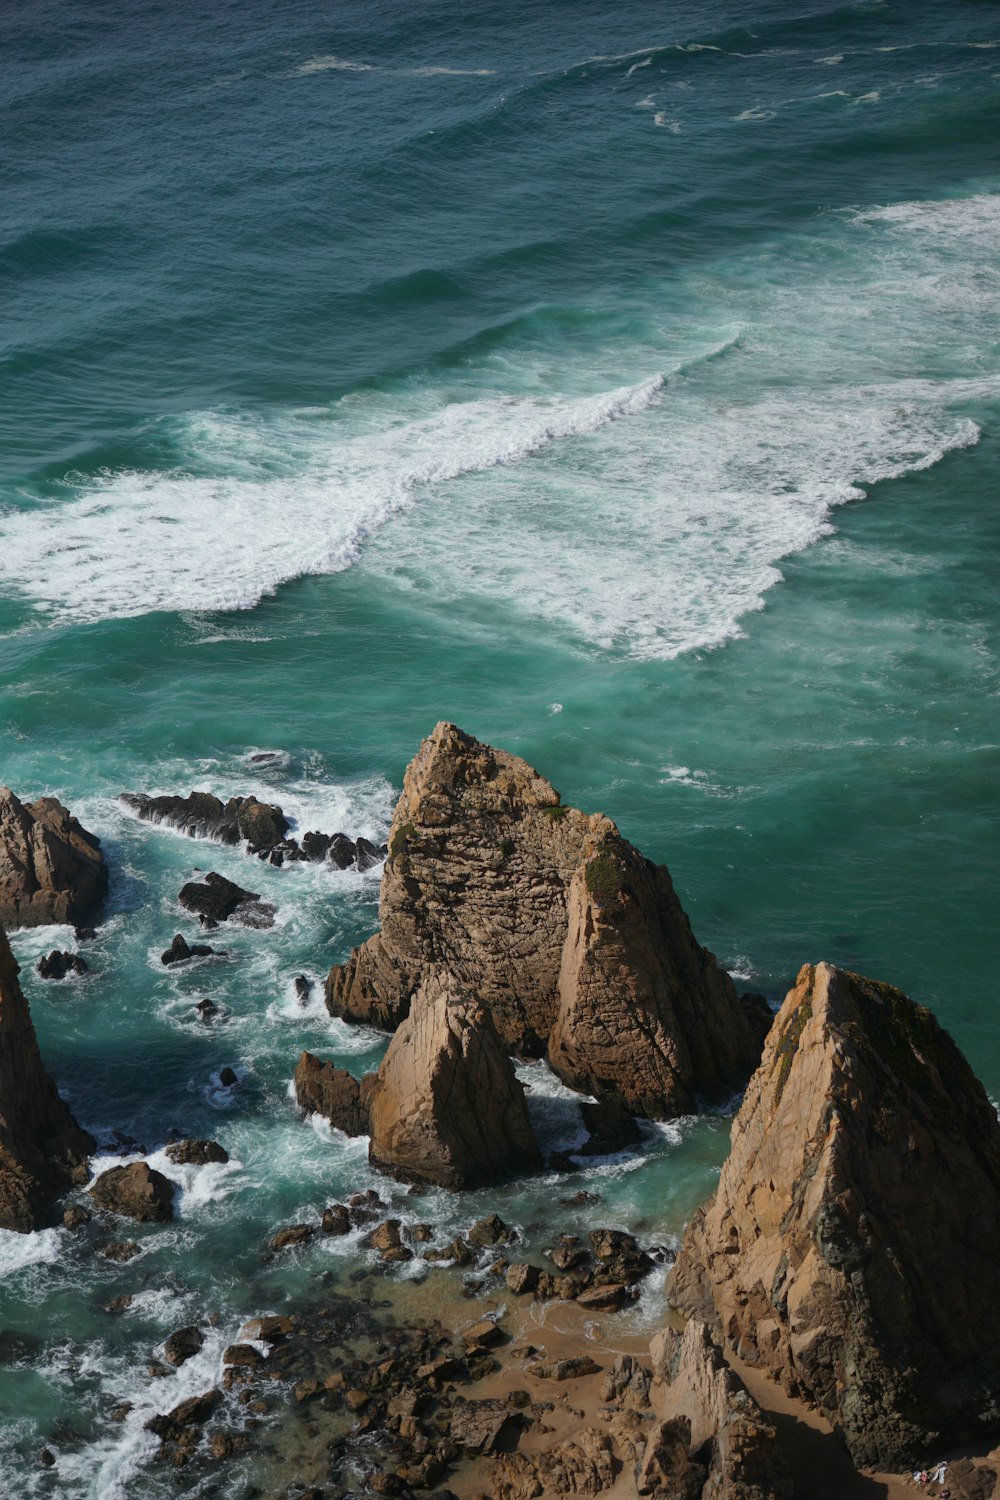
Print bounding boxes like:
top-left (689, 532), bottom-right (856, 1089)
top-left (89, 1162), bottom-right (174, 1223)
top-left (668, 961), bottom-right (1000, 1468)
top-left (327, 723), bottom-right (764, 1117)
top-left (293, 1051), bottom-right (372, 1136)
top-left (177, 872), bottom-right (275, 928)
top-left (0, 925), bottom-right (94, 1231)
top-left (0, 789), bottom-right (108, 930)
top-left (367, 969), bottom-right (542, 1189)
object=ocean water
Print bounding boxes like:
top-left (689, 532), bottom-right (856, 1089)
top-left (1, 0), bottom-right (999, 1492)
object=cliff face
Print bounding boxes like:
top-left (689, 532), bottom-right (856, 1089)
top-left (366, 969), bottom-right (541, 1189)
top-left (667, 961), bottom-right (1000, 1468)
top-left (0, 925), bottom-right (94, 1230)
top-left (0, 788), bottom-right (108, 929)
top-left (328, 723), bottom-right (764, 1118)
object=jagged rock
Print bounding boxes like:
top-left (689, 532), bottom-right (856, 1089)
top-left (599, 1354), bottom-right (651, 1409)
top-left (178, 873), bottom-right (275, 928)
top-left (36, 950), bottom-right (88, 980)
top-left (293, 1052), bottom-right (372, 1136)
top-left (321, 1204), bottom-right (350, 1235)
top-left (526, 1356), bottom-right (602, 1381)
top-left (467, 1212), bottom-right (513, 1248)
top-left (164, 1138), bottom-right (228, 1166)
top-left (0, 927), bottom-right (94, 1230)
top-left (328, 834), bottom-right (357, 869)
top-left (195, 997), bottom-right (219, 1022)
top-left (506, 1263), bottom-right (540, 1296)
top-left (635, 1416), bottom-right (706, 1498)
top-left (588, 1228), bottom-right (653, 1286)
top-left (0, 789), bottom-right (108, 929)
top-left (269, 1223), bottom-right (312, 1251)
top-left (145, 1389), bottom-right (221, 1439)
top-left (649, 1320), bottom-right (792, 1500)
top-left (355, 836), bottom-right (387, 872)
top-left (491, 1425), bottom-right (616, 1498)
top-left (98, 1239), bottom-right (140, 1262)
top-left (90, 1162), bottom-right (174, 1222)
top-left (160, 933), bottom-right (216, 965)
top-left (366, 970), bottom-right (542, 1189)
top-left (326, 723), bottom-right (764, 1117)
top-left (293, 973), bottom-right (312, 1002)
top-left (450, 1398), bottom-right (520, 1455)
top-left (62, 1203), bottom-right (92, 1229)
top-left (575, 1283), bottom-right (626, 1312)
top-left (119, 791), bottom-right (289, 850)
top-left (668, 962), bottom-right (1000, 1469)
top-left (163, 1326), bottom-right (204, 1367)
top-left (218, 1066), bottom-right (238, 1087)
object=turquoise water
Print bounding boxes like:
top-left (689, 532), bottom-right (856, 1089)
top-left (1, 0), bottom-right (999, 1492)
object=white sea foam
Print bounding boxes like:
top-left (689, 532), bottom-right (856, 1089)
top-left (0, 193), bottom-right (995, 661)
top-left (653, 112), bottom-right (683, 131)
top-left (0, 1226), bottom-right (63, 1275)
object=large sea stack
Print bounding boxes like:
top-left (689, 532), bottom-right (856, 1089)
top-left (0, 925), bottom-right (94, 1230)
top-left (327, 722), bottom-right (765, 1119)
top-left (667, 961), bottom-right (1000, 1468)
top-left (0, 788), bottom-right (108, 929)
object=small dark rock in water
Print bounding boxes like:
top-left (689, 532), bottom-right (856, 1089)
top-left (355, 837), bottom-right (386, 872)
top-left (579, 1096), bottom-right (643, 1155)
top-left (301, 831), bottom-right (331, 862)
top-left (101, 1295), bottom-right (134, 1314)
top-left (161, 933), bottom-right (216, 966)
top-left (559, 1190), bottom-right (601, 1207)
top-left (269, 1224), bottom-right (313, 1252)
top-left (74, 926), bottom-right (97, 942)
top-left (327, 834), bottom-right (357, 870)
top-left (108, 1403), bottom-right (133, 1422)
top-left (293, 974), bottom-right (312, 1003)
top-left (63, 1204), bottom-right (92, 1229)
top-left (178, 871), bottom-right (275, 927)
top-left (145, 1389), bottom-right (221, 1439)
top-left (218, 1066), bottom-right (238, 1087)
top-left (37, 950), bottom-right (88, 980)
top-left (163, 1326), bottom-right (204, 1367)
top-left (38, 1449), bottom-right (56, 1469)
top-left (90, 1163), bottom-right (174, 1223)
top-left (98, 1240), bottom-right (141, 1262)
top-left (147, 1358), bottom-right (173, 1379)
top-left (165, 1138), bottom-right (229, 1166)
top-left (467, 1213), bottom-right (513, 1249)
top-left (548, 1152), bottom-right (577, 1174)
top-left (198, 914), bottom-right (219, 931)
top-left (195, 997), bottom-right (220, 1023)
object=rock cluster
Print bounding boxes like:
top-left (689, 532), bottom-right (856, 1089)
top-left (327, 723), bottom-right (765, 1118)
top-left (120, 789), bottom-right (386, 871)
top-left (668, 961), bottom-right (1000, 1468)
top-left (0, 788), bottom-right (108, 929)
top-left (0, 925), bottom-right (94, 1230)
top-left (178, 872), bottom-right (275, 928)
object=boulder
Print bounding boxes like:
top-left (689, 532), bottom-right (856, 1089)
top-left (649, 1320), bottom-right (792, 1499)
top-left (119, 791), bottom-right (289, 850)
top-left (37, 950), bottom-right (88, 980)
top-left (326, 723), bottom-right (764, 1117)
top-left (491, 1425), bottom-right (615, 1499)
top-left (0, 925), bottom-right (94, 1230)
top-left (178, 873), bottom-right (274, 928)
top-left (328, 834), bottom-right (357, 869)
top-left (293, 1052), bottom-right (372, 1136)
top-left (163, 1326), bottom-right (204, 1367)
top-left (164, 1138), bottom-right (228, 1166)
top-left (635, 1416), bottom-right (706, 1499)
top-left (89, 1162), bottom-right (174, 1222)
top-left (0, 789), bottom-right (108, 929)
top-left (366, 970), bottom-right (542, 1189)
top-left (578, 1096), bottom-right (642, 1154)
top-left (668, 962), bottom-right (1000, 1468)
top-left (160, 933), bottom-right (215, 965)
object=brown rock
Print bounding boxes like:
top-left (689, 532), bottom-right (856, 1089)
top-left (668, 962), bottom-right (1000, 1469)
top-left (462, 1319), bottom-right (505, 1352)
top-left (649, 1320), bottom-right (792, 1500)
top-left (506, 1263), bottom-right (540, 1296)
top-left (366, 1219), bottom-right (403, 1253)
top-left (145, 1389), bottom-right (221, 1439)
top-left (466, 1212), bottom-right (513, 1247)
top-left (450, 1397), bottom-right (519, 1455)
top-left (164, 1138), bottom-right (228, 1166)
top-left (268, 1223), bottom-right (312, 1251)
top-left (163, 1326), bottom-right (204, 1367)
top-left (98, 1239), bottom-right (140, 1262)
top-left (0, 789), bottom-right (108, 929)
top-left (90, 1162), bottom-right (174, 1223)
top-left (293, 1052), bottom-right (371, 1136)
top-left (326, 723), bottom-right (762, 1118)
top-left (599, 1354), bottom-right (651, 1409)
top-left (575, 1283), bottom-right (626, 1312)
top-left (635, 1415), bottom-right (706, 1498)
top-left (491, 1425), bottom-right (616, 1498)
top-left (0, 926), bottom-right (94, 1231)
top-left (320, 1203), bottom-right (350, 1235)
top-left (62, 1204), bottom-right (92, 1229)
top-left (526, 1356), bottom-right (602, 1381)
top-left (367, 969), bottom-right (542, 1189)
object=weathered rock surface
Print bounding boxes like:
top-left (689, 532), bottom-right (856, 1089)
top-left (650, 1320), bottom-right (792, 1500)
top-left (178, 872), bottom-right (275, 928)
top-left (89, 1162), bottom-right (174, 1222)
top-left (327, 723), bottom-right (764, 1117)
top-left (161, 933), bottom-right (216, 965)
top-left (367, 969), bottom-right (542, 1188)
top-left (120, 791), bottom-right (288, 848)
top-left (37, 950), bottom-right (88, 980)
top-left (668, 962), bottom-right (1000, 1468)
top-left (293, 1051), bottom-right (372, 1136)
top-left (0, 926), bottom-right (94, 1230)
top-left (164, 1138), bottom-right (228, 1166)
top-left (0, 789), bottom-right (108, 930)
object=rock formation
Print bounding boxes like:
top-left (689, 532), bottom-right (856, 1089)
top-left (294, 1051), bottom-right (373, 1136)
top-left (90, 1161), bottom-right (174, 1222)
top-left (366, 969), bottom-right (542, 1188)
top-left (668, 961), bottom-right (1000, 1468)
top-left (647, 1319), bottom-right (792, 1499)
top-left (0, 925), bottom-right (94, 1230)
top-left (178, 872), bottom-right (275, 928)
top-left (0, 788), bottom-right (108, 929)
top-left (327, 722), bottom-right (765, 1118)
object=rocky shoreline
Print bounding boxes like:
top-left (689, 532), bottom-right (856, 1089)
top-left (3, 725), bottom-right (1000, 1498)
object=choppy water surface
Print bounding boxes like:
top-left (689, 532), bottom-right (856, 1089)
top-left (1, 0), bottom-right (999, 1492)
